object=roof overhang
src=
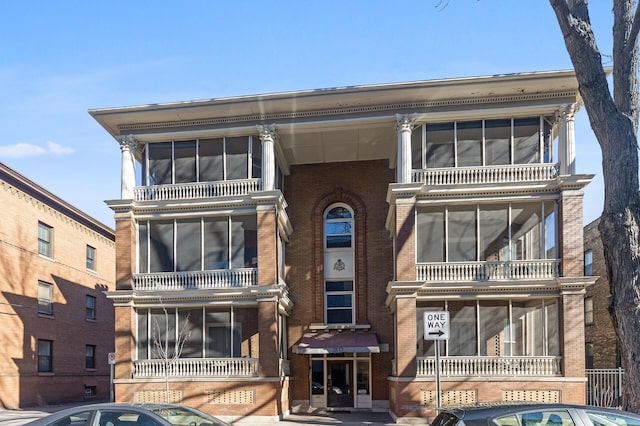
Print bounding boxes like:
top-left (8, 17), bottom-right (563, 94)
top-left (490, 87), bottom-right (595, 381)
top-left (292, 331), bottom-right (388, 354)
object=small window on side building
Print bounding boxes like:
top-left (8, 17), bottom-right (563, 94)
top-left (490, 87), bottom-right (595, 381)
top-left (584, 249), bottom-right (593, 276)
top-left (85, 345), bottom-right (96, 369)
top-left (86, 245), bottom-right (96, 270)
top-left (86, 295), bottom-right (96, 320)
top-left (38, 222), bottom-right (53, 257)
top-left (584, 297), bottom-right (594, 325)
top-left (38, 339), bottom-right (53, 373)
top-left (38, 281), bottom-right (53, 316)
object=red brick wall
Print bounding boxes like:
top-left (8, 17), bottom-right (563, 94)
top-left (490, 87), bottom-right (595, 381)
top-left (560, 192), bottom-right (584, 277)
top-left (0, 177), bottom-right (115, 408)
top-left (257, 208), bottom-right (277, 286)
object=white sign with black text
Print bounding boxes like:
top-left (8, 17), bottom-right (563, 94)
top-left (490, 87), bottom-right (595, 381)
top-left (423, 311), bottom-right (450, 340)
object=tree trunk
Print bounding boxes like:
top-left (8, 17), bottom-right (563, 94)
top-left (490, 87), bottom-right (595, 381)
top-left (550, 0), bottom-right (640, 413)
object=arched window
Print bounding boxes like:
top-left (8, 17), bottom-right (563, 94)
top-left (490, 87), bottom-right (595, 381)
top-left (324, 204), bottom-right (354, 324)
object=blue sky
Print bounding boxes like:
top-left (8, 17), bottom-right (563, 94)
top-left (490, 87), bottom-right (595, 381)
top-left (0, 1), bottom-right (616, 227)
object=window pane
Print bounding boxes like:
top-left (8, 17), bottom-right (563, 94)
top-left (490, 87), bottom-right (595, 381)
top-left (86, 245), bottom-right (96, 270)
top-left (544, 201), bottom-right (557, 259)
top-left (149, 221), bottom-right (174, 272)
top-left (138, 221), bottom-right (149, 273)
top-left (485, 119), bottom-right (511, 165)
top-left (176, 219), bottom-right (201, 272)
top-left (179, 308), bottom-right (202, 358)
top-left (417, 302), bottom-right (446, 356)
top-left (479, 301), bottom-right (508, 356)
top-left (511, 203), bottom-right (542, 260)
top-left (448, 207), bottom-right (477, 261)
top-left (205, 310), bottom-right (231, 357)
top-left (326, 221), bottom-right (352, 248)
top-left (174, 140), bottom-right (197, 183)
top-left (514, 118), bottom-right (540, 164)
top-left (199, 138), bottom-right (224, 182)
top-left (231, 216), bottom-right (257, 268)
top-left (38, 281), bottom-right (53, 315)
top-left (411, 125), bottom-right (423, 169)
top-left (327, 294), bottom-right (353, 308)
top-left (546, 299), bottom-right (560, 355)
top-left (38, 340), bottom-right (52, 372)
top-left (417, 208), bottom-right (445, 262)
top-left (204, 218), bottom-right (229, 269)
top-left (235, 307), bottom-right (258, 358)
top-left (38, 222), bottom-right (52, 257)
top-left (86, 345), bottom-right (96, 369)
top-left (150, 308), bottom-right (176, 359)
top-left (479, 205), bottom-right (508, 262)
top-left (585, 250), bottom-right (593, 276)
top-left (325, 281), bottom-right (353, 292)
top-left (86, 295), bottom-right (96, 320)
top-left (226, 136), bottom-right (249, 180)
top-left (327, 309), bottom-right (352, 324)
top-left (447, 301), bottom-right (476, 356)
top-left (148, 142), bottom-right (172, 185)
top-left (137, 309), bottom-right (149, 359)
top-left (456, 121), bottom-right (482, 167)
top-left (326, 207), bottom-right (352, 219)
top-left (251, 136), bottom-right (262, 179)
top-left (425, 123), bottom-right (454, 168)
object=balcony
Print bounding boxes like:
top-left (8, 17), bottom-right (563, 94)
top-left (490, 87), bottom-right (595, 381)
top-left (133, 358), bottom-right (259, 378)
top-left (416, 260), bottom-right (560, 282)
top-left (417, 356), bottom-right (562, 377)
top-left (133, 269), bottom-right (257, 291)
top-left (412, 164), bottom-right (558, 186)
top-left (133, 179), bottom-right (262, 201)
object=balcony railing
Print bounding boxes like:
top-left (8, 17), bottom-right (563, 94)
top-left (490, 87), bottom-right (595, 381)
top-left (133, 179), bottom-right (262, 201)
top-left (133, 358), bottom-right (259, 378)
top-left (133, 269), bottom-right (257, 291)
top-left (416, 260), bottom-right (560, 282)
top-left (417, 356), bottom-right (562, 377)
top-left (412, 164), bottom-right (558, 186)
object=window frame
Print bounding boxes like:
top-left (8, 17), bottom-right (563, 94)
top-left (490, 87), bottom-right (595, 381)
top-left (85, 344), bottom-right (96, 369)
top-left (38, 221), bottom-right (53, 258)
top-left (86, 245), bottom-right (97, 271)
top-left (38, 339), bottom-right (53, 373)
top-left (584, 297), bottom-right (594, 325)
top-left (37, 281), bottom-right (54, 316)
top-left (86, 295), bottom-right (97, 321)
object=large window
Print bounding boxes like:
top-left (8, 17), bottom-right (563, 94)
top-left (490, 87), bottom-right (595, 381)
top-left (86, 295), bottom-right (96, 320)
top-left (138, 216), bottom-right (257, 273)
top-left (143, 137), bottom-right (261, 186)
top-left (38, 339), bottom-right (53, 373)
top-left (136, 307), bottom-right (257, 360)
top-left (38, 222), bottom-right (53, 257)
top-left (38, 281), bottom-right (53, 316)
top-left (324, 205), bottom-right (355, 325)
top-left (417, 298), bottom-right (560, 357)
top-left (416, 201), bottom-right (557, 262)
top-left (412, 117), bottom-right (551, 169)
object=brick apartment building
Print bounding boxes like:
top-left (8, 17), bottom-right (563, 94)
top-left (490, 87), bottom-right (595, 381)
top-left (89, 70), bottom-right (596, 423)
top-left (0, 162), bottom-right (116, 408)
top-left (583, 219), bottom-right (619, 370)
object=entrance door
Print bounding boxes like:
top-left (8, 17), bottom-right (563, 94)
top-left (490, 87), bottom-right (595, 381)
top-left (327, 361), bottom-right (353, 407)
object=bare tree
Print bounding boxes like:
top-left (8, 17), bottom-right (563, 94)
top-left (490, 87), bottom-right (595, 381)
top-left (549, 0), bottom-right (640, 413)
top-left (152, 306), bottom-right (192, 403)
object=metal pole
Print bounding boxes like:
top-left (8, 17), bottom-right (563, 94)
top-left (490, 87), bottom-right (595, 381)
top-left (110, 364), bottom-right (114, 402)
top-left (435, 340), bottom-right (441, 409)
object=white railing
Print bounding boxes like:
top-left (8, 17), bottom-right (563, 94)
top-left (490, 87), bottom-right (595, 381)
top-left (133, 269), bottom-right (257, 291)
top-left (133, 358), bottom-right (259, 378)
top-left (586, 368), bottom-right (624, 408)
top-left (133, 179), bottom-right (262, 201)
top-left (417, 356), bottom-right (562, 376)
top-left (412, 164), bottom-right (558, 186)
top-left (416, 260), bottom-right (560, 282)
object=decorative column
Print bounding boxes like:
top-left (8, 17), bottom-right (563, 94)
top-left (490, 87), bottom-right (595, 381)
top-left (396, 114), bottom-right (417, 183)
top-left (258, 124), bottom-right (277, 191)
top-left (117, 135), bottom-right (137, 199)
top-left (558, 104), bottom-right (577, 175)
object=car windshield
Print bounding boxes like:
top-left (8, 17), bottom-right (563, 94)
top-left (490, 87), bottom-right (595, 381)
top-left (585, 411), bottom-right (640, 426)
top-left (151, 407), bottom-right (228, 426)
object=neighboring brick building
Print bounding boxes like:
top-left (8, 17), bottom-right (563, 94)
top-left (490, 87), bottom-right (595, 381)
top-left (90, 70), bottom-right (596, 423)
top-left (0, 162), bottom-right (116, 408)
top-left (583, 218), bottom-right (619, 369)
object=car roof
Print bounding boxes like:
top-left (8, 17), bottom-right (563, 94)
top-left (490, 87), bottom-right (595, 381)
top-left (437, 403), bottom-right (640, 421)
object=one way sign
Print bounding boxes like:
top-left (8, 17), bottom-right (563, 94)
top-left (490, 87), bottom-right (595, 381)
top-left (424, 311), bottom-right (450, 340)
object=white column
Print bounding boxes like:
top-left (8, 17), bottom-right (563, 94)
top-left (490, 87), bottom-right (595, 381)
top-left (395, 114), bottom-right (417, 183)
top-left (117, 135), bottom-right (137, 199)
top-left (258, 124), bottom-right (277, 191)
top-left (558, 104), bottom-right (577, 175)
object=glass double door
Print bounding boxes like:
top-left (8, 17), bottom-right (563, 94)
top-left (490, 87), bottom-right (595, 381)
top-left (310, 356), bottom-right (371, 409)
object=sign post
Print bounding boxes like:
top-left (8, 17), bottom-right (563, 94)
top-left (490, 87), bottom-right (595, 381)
top-left (423, 311), bottom-right (449, 410)
top-left (108, 352), bottom-right (116, 402)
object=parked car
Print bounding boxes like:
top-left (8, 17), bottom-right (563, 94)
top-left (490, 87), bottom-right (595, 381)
top-left (24, 402), bottom-right (229, 426)
top-left (431, 403), bottom-right (640, 426)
